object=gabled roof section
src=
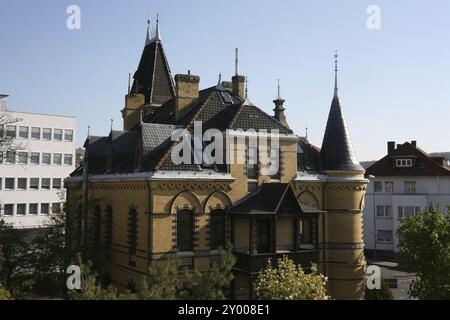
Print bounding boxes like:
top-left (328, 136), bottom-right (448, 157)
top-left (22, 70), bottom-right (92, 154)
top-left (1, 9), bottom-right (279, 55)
top-left (131, 33), bottom-right (175, 106)
top-left (83, 135), bottom-right (109, 174)
top-left (366, 142), bottom-right (450, 177)
top-left (229, 183), bottom-right (323, 215)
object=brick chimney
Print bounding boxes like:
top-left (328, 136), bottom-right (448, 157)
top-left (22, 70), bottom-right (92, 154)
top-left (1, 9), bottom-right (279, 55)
top-left (175, 74), bottom-right (200, 121)
top-left (232, 75), bottom-right (245, 99)
top-left (387, 141), bottom-right (395, 154)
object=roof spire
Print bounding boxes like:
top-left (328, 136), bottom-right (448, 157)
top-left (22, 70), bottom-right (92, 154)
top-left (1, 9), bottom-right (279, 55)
top-left (334, 51), bottom-right (338, 98)
top-left (110, 119), bottom-right (114, 132)
top-left (145, 19), bottom-right (151, 46)
top-left (277, 78), bottom-right (281, 99)
top-left (235, 48), bottom-right (240, 76)
top-left (218, 72), bottom-right (222, 85)
top-left (155, 14), bottom-right (161, 41)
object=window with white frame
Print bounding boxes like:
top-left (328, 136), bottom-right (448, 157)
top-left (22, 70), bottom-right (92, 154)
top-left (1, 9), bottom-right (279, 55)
top-left (42, 153), bottom-right (51, 165)
top-left (30, 178), bottom-right (39, 190)
top-left (396, 159), bottom-right (413, 168)
top-left (3, 204), bottom-right (14, 216)
top-left (52, 178), bottom-right (62, 189)
top-left (41, 203), bottom-right (49, 215)
top-left (53, 129), bottom-right (63, 141)
top-left (18, 178), bottom-right (27, 190)
top-left (19, 126), bottom-right (29, 139)
top-left (53, 153), bottom-right (62, 165)
top-left (5, 178), bottom-right (15, 190)
top-left (16, 204), bottom-right (26, 216)
top-left (30, 152), bottom-right (40, 165)
top-left (405, 181), bottom-right (416, 194)
top-left (385, 181), bottom-right (394, 193)
top-left (31, 127), bottom-right (40, 139)
top-left (6, 125), bottom-right (16, 138)
top-left (64, 129), bottom-right (73, 142)
top-left (29, 203), bottom-right (38, 215)
top-left (374, 181), bottom-right (382, 192)
top-left (376, 205), bottom-right (392, 218)
top-left (18, 152), bottom-right (28, 165)
top-left (41, 178), bottom-right (51, 190)
top-left (64, 154), bottom-right (73, 166)
top-left (43, 128), bottom-right (52, 140)
top-left (6, 151), bottom-right (15, 164)
top-left (398, 206), bottom-right (421, 219)
top-left (377, 230), bottom-right (393, 243)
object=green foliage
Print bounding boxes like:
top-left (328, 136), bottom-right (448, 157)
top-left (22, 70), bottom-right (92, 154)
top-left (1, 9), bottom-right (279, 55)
top-left (178, 245), bottom-right (236, 300)
top-left (397, 205), bottom-right (450, 299)
top-left (0, 244), bottom-right (12, 300)
top-left (138, 254), bottom-right (179, 300)
top-left (0, 220), bottom-right (33, 297)
top-left (67, 261), bottom-right (136, 300)
top-left (140, 244), bottom-right (236, 300)
top-left (255, 255), bottom-right (330, 300)
top-left (365, 277), bottom-right (394, 300)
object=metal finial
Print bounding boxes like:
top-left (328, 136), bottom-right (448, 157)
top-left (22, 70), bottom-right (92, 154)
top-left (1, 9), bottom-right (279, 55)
top-left (145, 19), bottom-right (151, 46)
top-left (218, 72), bottom-right (222, 85)
top-left (155, 14), bottom-right (161, 41)
top-left (235, 48), bottom-right (239, 76)
top-left (128, 73), bottom-right (131, 94)
top-left (87, 125), bottom-right (90, 137)
top-left (305, 127), bottom-right (308, 139)
top-left (334, 51), bottom-right (338, 97)
top-left (110, 119), bottom-right (114, 131)
top-left (245, 77), bottom-right (249, 98)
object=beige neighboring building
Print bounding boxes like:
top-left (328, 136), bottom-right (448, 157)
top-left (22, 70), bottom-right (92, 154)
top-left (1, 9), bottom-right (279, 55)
top-left (66, 19), bottom-right (367, 299)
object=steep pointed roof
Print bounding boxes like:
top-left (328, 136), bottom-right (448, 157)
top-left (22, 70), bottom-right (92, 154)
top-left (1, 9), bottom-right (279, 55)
top-left (131, 20), bottom-right (175, 106)
top-left (320, 55), bottom-right (364, 172)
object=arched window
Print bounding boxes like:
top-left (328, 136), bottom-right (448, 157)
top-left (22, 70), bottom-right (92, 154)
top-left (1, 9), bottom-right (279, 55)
top-left (210, 209), bottom-right (226, 249)
top-left (104, 205), bottom-right (113, 248)
top-left (177, 210), bottom-right (193, 251)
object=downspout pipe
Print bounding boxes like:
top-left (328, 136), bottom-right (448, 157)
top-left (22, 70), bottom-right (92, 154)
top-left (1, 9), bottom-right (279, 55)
top-left (145, 178), bottom-right (153, 269)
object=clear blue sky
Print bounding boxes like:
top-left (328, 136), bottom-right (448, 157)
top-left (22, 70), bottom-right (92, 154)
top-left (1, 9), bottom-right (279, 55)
top-left (1, 0), bottom-right (450, 161)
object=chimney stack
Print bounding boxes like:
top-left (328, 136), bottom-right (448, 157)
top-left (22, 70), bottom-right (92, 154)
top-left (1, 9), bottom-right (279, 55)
top-left (232, 48), bottom-right (245, 99)
top-left (387, 141), bottom-right (395, 154)
top-left (411, 140), bottom-right (417, 148)
top-left (175, 74), bottom-right (200, 121)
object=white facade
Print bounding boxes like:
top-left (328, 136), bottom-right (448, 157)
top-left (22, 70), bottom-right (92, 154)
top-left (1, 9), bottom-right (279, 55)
top-left (364, 176), bottom-right (450, 253)
top-left (0, 108), bottom-right (76, 229)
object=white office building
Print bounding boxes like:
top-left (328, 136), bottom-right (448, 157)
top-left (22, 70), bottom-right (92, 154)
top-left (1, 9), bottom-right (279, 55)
top-left (364, 141), bottom-right (450, 254)
top-left (0, 94), bottom-right (76, 229)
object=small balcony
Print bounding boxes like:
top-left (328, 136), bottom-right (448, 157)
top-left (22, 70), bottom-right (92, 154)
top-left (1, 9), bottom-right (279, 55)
top-left (234, 250), bottom-right (320, 274)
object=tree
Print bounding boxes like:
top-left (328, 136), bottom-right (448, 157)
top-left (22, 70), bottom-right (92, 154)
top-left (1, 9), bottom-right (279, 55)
top-left (0, 220), bottom-right (33, 297)
top-left (178, 245), bottom-right (236, 300)
top-left (255, 256), bottom-right (330, 300)
top-left (0, 245), bottom-right (12, 300)
top-left (0, 112), bottom-right (23, 154)
top-left (397, 205), bottom-right (450, 299)
top-left (365, 277), bottom-right (394, 300)
top-left (138, 255), bottom-right (179, 300)
top-left (139, 245), bottom-right (236, 300)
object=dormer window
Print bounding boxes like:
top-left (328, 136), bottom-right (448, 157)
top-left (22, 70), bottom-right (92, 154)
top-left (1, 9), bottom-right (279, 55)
top-left (396, 159), bottom-right (412, 168)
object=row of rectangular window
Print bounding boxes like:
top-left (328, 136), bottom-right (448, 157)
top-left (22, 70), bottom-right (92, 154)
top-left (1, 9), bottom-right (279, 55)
top-left (376, 205), bottom-right (421, 219)
top-left (1, 203), bottom-right (62, 216)
top-left (0, 177), bottom-right (63, 190)
top-left (0, 152), bottom-right (73, 166)
top-left (373, 181), bottom-right (416, 194)
top-left (1, 125), bottom-right (73, 142)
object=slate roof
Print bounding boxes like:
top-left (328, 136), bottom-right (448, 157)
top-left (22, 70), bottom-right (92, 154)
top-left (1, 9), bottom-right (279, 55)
top-left (229, 183), bottom-right (322, 215)
top-left (366, 142), bottom-right (450, 177)
top-left (320, 94), bottom-right (364, 172)
top-left (131, 39), bottom-right (175, 106)
top-left (83, 136), bottom-right (109, 174)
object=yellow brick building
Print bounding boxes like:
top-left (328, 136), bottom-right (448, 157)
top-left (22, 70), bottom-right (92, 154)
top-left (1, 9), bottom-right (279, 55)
top-left (66, 20), bottom-right (367, 300)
